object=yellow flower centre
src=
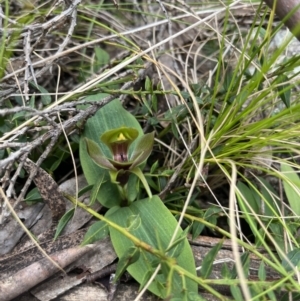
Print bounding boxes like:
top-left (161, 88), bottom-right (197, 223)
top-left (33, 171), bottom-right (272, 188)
top-left (117, 133), bottom-right (127, 141)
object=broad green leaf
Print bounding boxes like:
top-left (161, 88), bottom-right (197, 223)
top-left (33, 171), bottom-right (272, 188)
top-left (282, 248), bottom-right (300, 272)
top-left (79, 96), bottom-right (143, 207)
top-left (281, 163), bottom-right (300, 216)
top-left (54, 208), bottom-right (75, 240)
top-left (200, 239), bottom-right (223, 279)
top-left (114, 246), bottom-right (140, 282)
top-left (81, 220), bottom-right (109, 245)
top-left (126, 214), bottom-right (141, 231)
top-left (108, 195), bottom-right (197, 299)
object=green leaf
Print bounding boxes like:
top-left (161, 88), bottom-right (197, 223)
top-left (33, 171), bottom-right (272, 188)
top-left (203, 207), bottom-right (222, 226)
top-left (258, 261), bottom-right (266, 281)
top-left (258, 177), bottom-right (280, 217)
top-left (29, 93), bottom-right (35, 108)
top-left (191, 221), bottom-right (205, 240)
top-left (96, 172), bottom-right (121, 208)
top-left (126, 174), bottom-right (139, 202)
top-left (249, 284), bottom-right (263, 297)
top-left (126, 214), bottom-right (141, 231)
top-left (114, 246), bottom-right (140, 282)
top-left (230, 285), bottom-right (244, 300)
top-left (145, 76), bottom-right (152, 93)
top-left (139, 269), bottom-right (155, 292)
top-left (108, 195), bottom-right (197, 299)
top-left (94, 46), bottom-right (110, 71)
top-left (12, 111), bottom-right (27, 122)
top-left (280, 292), bottom-right (300, 301)
top-left (230, 252), bottom-right (250, 279)
top-left (187, 292), bottom-right (208, 301)
top-left (29, 81), bottom-right (51, 105)
top-left (49, 151), bottom-right (66, 172)
top-left (267, 290), bottom-right (277, 301)
top-left (237, 182), bottom-right (258, 233)
top-left (81, 220), bottom-right (109, 246)
top-left (276, 74), bottom-right (291, 108)
top-left (78, 184), bottom-right (93, 198)
top-left (151, 94), bottom-right (158, 112)
top-left (54, 208), bottom-right (75, 240)
top-left (268, 222), bottom-right (285, 256)
top-left (221, 263), bottom-right (232, 279)
top-left (200, 239), bottom-right (223, 279)
top-left (282, 248), bottom-right (300, 272)
top-left (237, 182), bottom-right (259, 214)
top-left (130, 167), bottom-right (152, 198)
top-left (80, 97), bottom-right (144, 208)
top-left (281, 163), bottom-right (300, 216)
top-left (167, 236), bottom-right (185, 259)
top-left (166, 226), bottom-right (190, 256)
top-left (89, 173), bottom-right (106, 206)
top-left (150, 160), bottom-right (159, 173)
top-left (24, 187), bottom-right (43, 203)
top-left (171, 122), bottom-right (179, 140)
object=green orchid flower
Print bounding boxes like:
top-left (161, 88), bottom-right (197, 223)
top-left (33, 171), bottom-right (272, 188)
top-left (85, 127), bottom-right (154, 198)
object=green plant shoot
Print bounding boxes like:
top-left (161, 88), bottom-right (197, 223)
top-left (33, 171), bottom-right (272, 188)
top-left (79, 95), bottom-right (198, 299)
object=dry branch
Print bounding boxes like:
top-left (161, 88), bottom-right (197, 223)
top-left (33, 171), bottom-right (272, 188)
top-left (0, 244), bottom-right (95, 301)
